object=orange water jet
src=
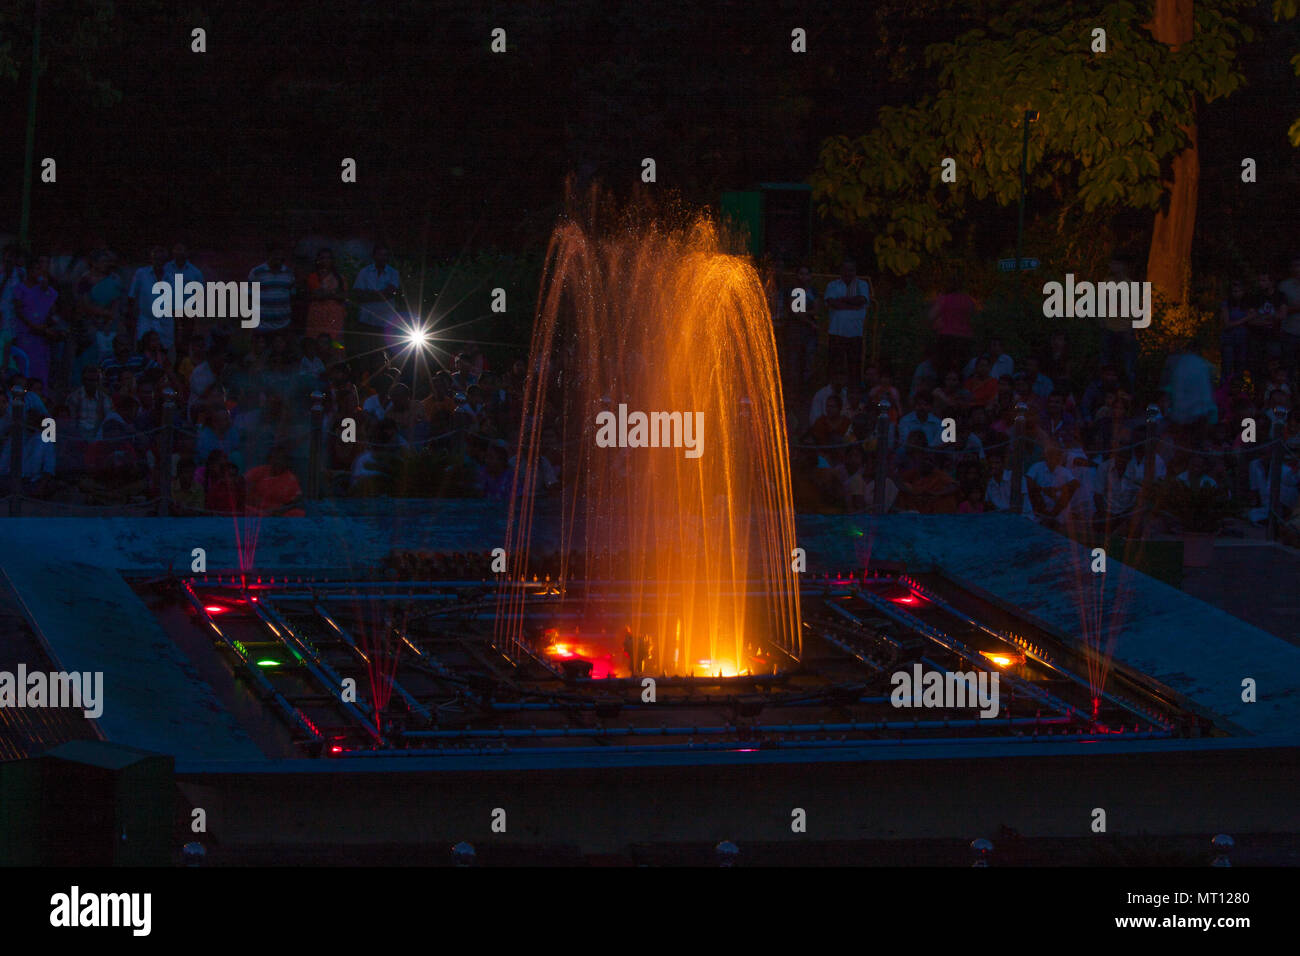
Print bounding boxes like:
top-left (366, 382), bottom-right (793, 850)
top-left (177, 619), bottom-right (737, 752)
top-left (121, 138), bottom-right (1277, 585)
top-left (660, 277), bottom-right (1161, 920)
top-left (496, 212), bottom-right (801, 675)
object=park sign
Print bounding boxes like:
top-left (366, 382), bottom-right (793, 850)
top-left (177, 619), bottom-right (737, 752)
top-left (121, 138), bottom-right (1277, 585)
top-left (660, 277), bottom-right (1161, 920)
top-left (998, 257), bottom-right (1040, 272)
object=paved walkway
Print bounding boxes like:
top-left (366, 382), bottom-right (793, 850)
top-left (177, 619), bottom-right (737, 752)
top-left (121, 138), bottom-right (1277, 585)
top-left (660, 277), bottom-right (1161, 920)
top-left (1181, 541), bottom-right (1300, 649)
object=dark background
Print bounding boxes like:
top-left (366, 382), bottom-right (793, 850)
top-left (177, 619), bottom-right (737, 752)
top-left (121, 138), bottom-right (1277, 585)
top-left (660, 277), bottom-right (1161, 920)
top-left (1, 0), bottom-right (1296, 281)
top-left (0, 1), bottom-right (1086, 258)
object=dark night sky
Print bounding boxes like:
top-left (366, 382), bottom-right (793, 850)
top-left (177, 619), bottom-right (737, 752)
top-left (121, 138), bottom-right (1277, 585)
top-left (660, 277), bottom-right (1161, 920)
top-left (3, 0), bottom-right (927, 256)
top-left (2, 0), bottom-right (1297, 278)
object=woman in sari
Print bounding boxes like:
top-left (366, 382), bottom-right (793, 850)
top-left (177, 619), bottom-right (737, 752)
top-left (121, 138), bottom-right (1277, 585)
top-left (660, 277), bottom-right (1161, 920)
top-left (305, 248), bottom-right (348, 343)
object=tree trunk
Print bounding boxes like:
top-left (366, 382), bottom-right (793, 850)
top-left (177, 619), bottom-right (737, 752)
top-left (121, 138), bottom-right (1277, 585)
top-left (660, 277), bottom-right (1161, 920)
top-left (1146, 0), bottom-right (1198, 304)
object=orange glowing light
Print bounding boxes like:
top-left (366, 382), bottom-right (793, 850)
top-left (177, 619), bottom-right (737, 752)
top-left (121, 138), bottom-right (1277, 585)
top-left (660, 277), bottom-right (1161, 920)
top-left (696, 659), bottom-right (740, 678)
top-left (980, 650), bottom-right (1026, 668)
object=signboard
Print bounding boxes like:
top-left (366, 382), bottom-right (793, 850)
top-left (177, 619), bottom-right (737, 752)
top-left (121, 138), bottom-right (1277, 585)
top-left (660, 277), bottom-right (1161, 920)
top-left (998, 257), bottom-right (1040, 272)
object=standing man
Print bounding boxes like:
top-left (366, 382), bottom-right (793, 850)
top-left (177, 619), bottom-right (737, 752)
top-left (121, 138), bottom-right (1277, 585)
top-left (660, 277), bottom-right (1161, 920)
top-left (128, 245), bottom-right (172, 351)
top-left (351, 244), bottom-right (403, 357)
top-left (249, 243), bottom-right (296, 338)
top-left (782, 264), bottom-right (821, 397)
top-left (824, 259), bottom-right (871, 385)
top-left (165, 242), bottom-right (204, 350)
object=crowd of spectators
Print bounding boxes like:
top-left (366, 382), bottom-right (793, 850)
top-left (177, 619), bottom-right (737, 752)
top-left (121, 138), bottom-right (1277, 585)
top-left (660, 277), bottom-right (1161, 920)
top-left (4, 237), bottom-right (1299, 535)
top-left (0, 241), bottom-right (526, 513)
top-left (775, 254), bottom-right (1300, 537)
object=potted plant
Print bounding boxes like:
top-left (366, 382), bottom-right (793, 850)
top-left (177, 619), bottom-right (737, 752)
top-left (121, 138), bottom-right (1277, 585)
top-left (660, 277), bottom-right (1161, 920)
top-left (1153, 477), bottom-right (1238, 567)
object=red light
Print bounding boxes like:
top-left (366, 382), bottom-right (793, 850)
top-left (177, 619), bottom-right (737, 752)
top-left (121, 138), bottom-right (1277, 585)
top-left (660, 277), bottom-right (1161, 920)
top-left (890, 594), bottom-right (919, 605)
top-left (204, 605), bottom-right (228, 615)
top-left (330, 745), bottom-right (343, 754)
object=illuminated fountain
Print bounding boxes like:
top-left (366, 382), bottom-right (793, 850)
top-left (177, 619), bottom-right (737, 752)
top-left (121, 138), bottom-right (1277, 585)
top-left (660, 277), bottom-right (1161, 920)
top-left (495, 211), bottom-right (801, 676)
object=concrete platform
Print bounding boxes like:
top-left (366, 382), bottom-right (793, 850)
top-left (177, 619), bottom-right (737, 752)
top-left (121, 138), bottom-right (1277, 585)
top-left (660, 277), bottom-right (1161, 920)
top-left (1182, 541), bottom-right (1300, 647)
top-left (0, 559), bottom-right (261, 761)
top-left (2, 508), bottom-right (1299, 761)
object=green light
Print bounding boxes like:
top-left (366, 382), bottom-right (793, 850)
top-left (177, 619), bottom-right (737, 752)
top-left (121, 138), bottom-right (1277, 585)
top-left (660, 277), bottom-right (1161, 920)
top-left (256, 659), bottom-right (281, 668)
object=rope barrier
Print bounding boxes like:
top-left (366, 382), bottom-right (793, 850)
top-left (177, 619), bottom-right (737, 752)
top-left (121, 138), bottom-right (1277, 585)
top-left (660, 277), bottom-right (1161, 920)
top-left (2, 494), bottom-right (163, 515)
top-left (1160, 437), bottom-right (1287, 457)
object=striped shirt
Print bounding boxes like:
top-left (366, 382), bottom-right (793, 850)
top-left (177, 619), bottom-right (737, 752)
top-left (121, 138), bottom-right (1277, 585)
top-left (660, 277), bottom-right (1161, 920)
top-left (249, 262), bottom-right (295, 331)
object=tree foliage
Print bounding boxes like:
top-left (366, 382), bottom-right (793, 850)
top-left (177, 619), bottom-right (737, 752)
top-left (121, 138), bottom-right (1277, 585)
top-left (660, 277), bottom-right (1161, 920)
top-left (811, 0), bottom-right (1253, 275)
top-left (0, 0), bottom-right (191, 108)
top-left (1277, 0), bottom-right (1300, 145)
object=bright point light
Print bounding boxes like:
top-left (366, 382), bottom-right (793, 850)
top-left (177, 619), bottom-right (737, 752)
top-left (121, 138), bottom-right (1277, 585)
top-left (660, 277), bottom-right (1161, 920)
top-left (980, 650), bottom-right (1026, 668)
top-left (256, 659), bottom-right (281, 668)
top-left (400, 321), bottom-right (433, 350)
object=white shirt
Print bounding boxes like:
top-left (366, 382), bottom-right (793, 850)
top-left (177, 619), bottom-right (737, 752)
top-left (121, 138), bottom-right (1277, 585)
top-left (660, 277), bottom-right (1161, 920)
top-left (824, 278), bottom-right (871, 338)
top-left (351, 449), bottom-right (385, 485)
top-left (898, 411), bottom-right (942, 447)
top-left (1027, 461), bottom-right (1078, 514)
top-left (1249, 458), bottom-right (1298, 509)
top-left (1095, 458), bottom-right (1135, 513)
top-left (1027, 461), bottom-right (1075, 487)
top-left (354, 263), bottom-right (403, 328)
top-left (1122, 455), bottom-right (1167, 500)
top-left (985, 470), bottom-right (1032, 515)
top-left (846, 473), bottom-right (898, 512)
top-left (1061, 447), bottom-right (1096, 517)
top-left (0, 392), bottom-right (56, 477)
top-left (129, 266), bottom-right (175, 346)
